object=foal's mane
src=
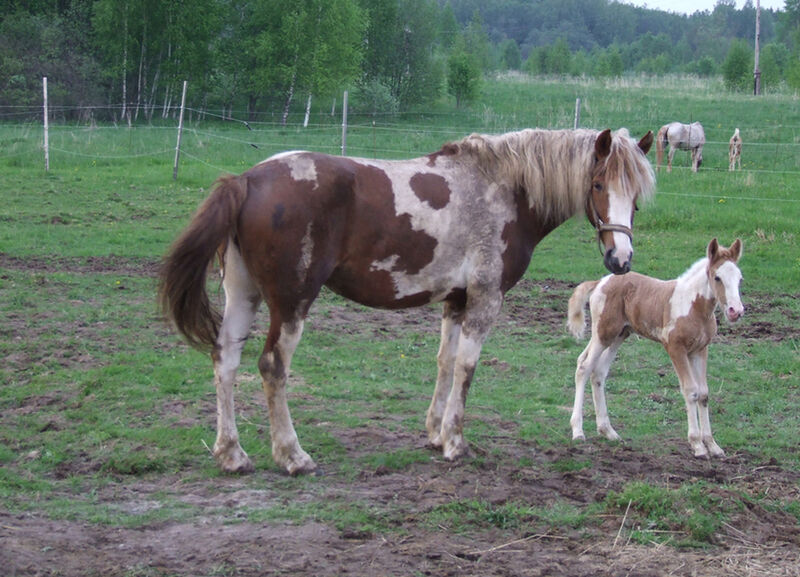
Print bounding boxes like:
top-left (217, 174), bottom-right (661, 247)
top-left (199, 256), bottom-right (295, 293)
top-left (452, 128), bottom-right (655, 222)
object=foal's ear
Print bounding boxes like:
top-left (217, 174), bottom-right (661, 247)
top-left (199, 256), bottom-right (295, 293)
top-left (707, 238), bottom-right (720, 261)
top-left (595, 129), bottom-right (612, 160)
top-left (730, 238), bottom-right (743, 262)
top-left (638, 131), bottom-right (654, 155)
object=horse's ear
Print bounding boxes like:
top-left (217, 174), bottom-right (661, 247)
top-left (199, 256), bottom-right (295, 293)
top-left (595, 129), bottom-right (612, 160)
top-left (638, 131), bottom-right (654, 155)
top-left (730, 238), bottom-right (743, 262)
top-left (707, 238), bottom-right (719, 261)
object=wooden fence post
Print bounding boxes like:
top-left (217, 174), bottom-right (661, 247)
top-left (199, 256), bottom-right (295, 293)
top-left (341, 90), bottom-right (348, 156)
top-left (173, 80), bottom-right (188, 180)
top-left (574, 97), bottom-right (581, 130)
top-left (43, 77), bottom-right (49, 172)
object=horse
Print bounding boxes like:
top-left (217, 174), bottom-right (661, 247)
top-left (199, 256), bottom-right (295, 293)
top-left (567, 238), bottom-right (743, 459)
top-left (729, 128), bottom-right (742, 171)
top-left (159, 127), bottom-right (656, 475)
top-left (656, 121), bottom-right (705, 173)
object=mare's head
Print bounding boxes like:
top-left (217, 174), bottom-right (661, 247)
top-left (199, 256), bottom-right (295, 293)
top-left (707, 238), bottom-right (744, 323)
top-left (586, 129), bottom-right (655, 274)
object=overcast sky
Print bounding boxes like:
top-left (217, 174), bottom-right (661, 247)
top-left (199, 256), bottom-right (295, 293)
top-left (620, 0), bottom-right (785, 15)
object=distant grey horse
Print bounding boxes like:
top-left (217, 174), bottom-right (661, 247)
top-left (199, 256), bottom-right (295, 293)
top-left (656, 122), bottom-right (705, 172)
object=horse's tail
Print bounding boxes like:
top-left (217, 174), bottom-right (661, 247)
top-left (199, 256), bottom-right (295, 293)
top-left (567, 280), bottom-right (600, 340)
top-left (655, 124), bottom-right (669, 170)
top-left (158, 174), bottom-right (248, 351)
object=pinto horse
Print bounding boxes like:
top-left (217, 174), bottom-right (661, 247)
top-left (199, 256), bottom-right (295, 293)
top-left (159, 127), bottom-right (655, 475)
top-left (567, 239), bottom-right (743, 459)
top-left (656, 121), bottom-right (705, 173)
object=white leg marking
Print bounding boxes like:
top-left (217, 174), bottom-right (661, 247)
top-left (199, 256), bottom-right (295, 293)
top-left (214, 246), bottom-right (260, 473)
top-left (261, 319), bottom-right (316, 475)
top-left (426, 307), bottom-right (462, 447)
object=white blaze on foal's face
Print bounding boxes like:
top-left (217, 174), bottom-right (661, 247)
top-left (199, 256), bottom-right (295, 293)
top-left (713, 260), bottom-right (744, 322)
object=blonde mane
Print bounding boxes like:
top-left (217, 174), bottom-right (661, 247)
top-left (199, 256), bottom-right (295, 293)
top-left (454, 128), bottom-right (655, 222)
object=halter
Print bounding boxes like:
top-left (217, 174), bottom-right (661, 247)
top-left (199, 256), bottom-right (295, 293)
top-left (587, 188), bottom-right (633, 255)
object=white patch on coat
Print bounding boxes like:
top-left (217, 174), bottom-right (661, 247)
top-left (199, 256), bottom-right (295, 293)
top-left (362, 158), bottom-right (516, 301)
top-left (663, 258), bottom-right (711, 340)
top-left (260, 150), bottom-right (307, 164)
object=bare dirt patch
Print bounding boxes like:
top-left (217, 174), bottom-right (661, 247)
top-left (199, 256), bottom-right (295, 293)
top-left (2, 255), bottom-right (799, 576)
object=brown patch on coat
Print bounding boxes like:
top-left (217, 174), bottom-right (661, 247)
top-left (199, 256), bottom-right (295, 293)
top-left (425, 142), bottom-right (459, 166)
top-left (409, 173), bottom-right (451, 209)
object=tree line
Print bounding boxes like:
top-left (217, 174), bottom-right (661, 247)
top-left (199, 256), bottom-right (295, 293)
top-left (1, 0), bottom-right (798, 122)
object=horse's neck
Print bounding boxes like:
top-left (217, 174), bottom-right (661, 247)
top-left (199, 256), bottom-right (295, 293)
top-left (674, 259), bottom-right (716, 313)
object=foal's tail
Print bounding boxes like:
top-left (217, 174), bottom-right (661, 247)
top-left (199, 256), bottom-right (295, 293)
top-left (158, 175), bottom-right (248, 351)
top-left (655, 124), bottom-right (669, 170)
top-left (567, 280), bottom-right (600, 340)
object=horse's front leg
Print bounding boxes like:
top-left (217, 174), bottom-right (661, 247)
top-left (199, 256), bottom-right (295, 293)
top-left (426, 301), bottom-right (464, 448)
top-left (690, 349), bottom-right (724, 457)
top-left (669, 348), bottom-right (707, 458)
top-left (438, 289), bottom-right (502, 461)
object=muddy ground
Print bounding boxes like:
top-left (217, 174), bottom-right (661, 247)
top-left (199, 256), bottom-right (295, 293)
top-left (2, 255), bottom-right (799, 576)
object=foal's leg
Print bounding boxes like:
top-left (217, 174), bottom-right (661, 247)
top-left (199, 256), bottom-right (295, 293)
top-left (571, 337), bottom-right (608, 441)
top-left (690, 348), bottom-right (724, 457)
top-left (426, 301), bottom-right (464, 448)
top-left (668, 349), bottom-right (707, 458)
top-left (589, 337), bottom-right (625, 441)
top-left (213, 247), bottom-right (261, 473)
top-left (258, 313), bottom-right (316, 475)
top-left (438, 289), bottom-right (502, 460)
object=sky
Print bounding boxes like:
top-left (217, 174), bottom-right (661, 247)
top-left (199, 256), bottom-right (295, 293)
top-left (621, 0), bottom-right (786, 15)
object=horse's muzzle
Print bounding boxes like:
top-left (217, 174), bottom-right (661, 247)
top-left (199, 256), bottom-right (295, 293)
top-left (604, 247), bottom-right (631, 275)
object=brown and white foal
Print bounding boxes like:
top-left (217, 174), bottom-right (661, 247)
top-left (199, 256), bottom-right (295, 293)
top-left (567, 239), bottom-right (743, 458)
top-left (729, 128), bottom-right (742, 171)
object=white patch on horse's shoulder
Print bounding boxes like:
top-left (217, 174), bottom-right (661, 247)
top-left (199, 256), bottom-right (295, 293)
top-left (591, 275), bottom-right (612, 317)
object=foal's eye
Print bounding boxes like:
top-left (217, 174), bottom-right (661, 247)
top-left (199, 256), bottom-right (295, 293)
top-left (714, 276), bottom-right (721, 282)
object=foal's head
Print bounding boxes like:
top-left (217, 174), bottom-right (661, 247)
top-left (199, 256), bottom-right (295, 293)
top-left (586, 129), bottom-right (655, 275)
top-left (707, 238), bottom-right (744, 323)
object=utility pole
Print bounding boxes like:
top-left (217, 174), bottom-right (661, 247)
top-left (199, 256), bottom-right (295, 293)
top-left (754, 0), bottom-right (761, 95)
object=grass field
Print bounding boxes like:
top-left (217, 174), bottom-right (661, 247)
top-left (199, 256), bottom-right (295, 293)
top-left (1, 75), bottom-right (799, 576)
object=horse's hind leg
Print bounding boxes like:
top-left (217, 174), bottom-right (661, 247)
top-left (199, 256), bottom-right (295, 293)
top-left (259, 312), bottom-right (316, 475)
top-left (213, 246), bottom-right (261, 473)
top-left (426, 301), bottom-right (464, 448)
top-left (690, 348), bottom-right (724, 457)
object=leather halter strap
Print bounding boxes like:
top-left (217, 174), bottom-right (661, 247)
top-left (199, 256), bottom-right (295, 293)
top-left (587, 189), bottom-right (633, 255)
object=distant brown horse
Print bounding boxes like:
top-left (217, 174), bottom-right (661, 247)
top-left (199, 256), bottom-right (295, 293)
top-left (160, 128), bottom-right (655, 475)
top-left (729, 128), bottom-right (742, 171)
top-left (567, 239), bottom-right (743, 459)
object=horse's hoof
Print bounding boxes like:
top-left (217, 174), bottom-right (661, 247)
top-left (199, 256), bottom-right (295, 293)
top-left (443, 438), bottom-right (469, 461)
top-left (572, 432), bottom-right (586, 442)
top-left (214, 443), bottom-right (255, 474)
top-left (280, 449), bottom-right (317, 476)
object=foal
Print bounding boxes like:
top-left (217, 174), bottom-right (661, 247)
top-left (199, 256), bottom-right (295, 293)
top-left (567, 239), bottom-right (743, 458)
top-left (729, 128), bottom-right (742, 171)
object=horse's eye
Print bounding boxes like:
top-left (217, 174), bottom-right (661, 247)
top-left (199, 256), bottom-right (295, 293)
top-left (714, 276), bottom-right (721, 282)
top-left (593, 182), bottom-right (603, 191)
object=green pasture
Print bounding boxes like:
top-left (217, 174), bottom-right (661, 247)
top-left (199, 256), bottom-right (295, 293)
top-left (1, 76), bottom-right (798, 553)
